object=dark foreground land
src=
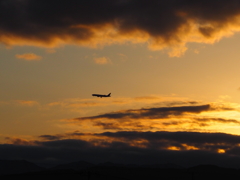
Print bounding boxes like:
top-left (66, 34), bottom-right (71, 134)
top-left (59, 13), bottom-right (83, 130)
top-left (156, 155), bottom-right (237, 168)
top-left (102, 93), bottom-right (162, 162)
top-left (1, 160), bottom-right (240, 180)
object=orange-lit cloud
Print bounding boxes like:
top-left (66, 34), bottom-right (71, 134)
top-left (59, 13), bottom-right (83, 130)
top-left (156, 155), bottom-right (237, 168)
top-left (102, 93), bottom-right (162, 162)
top-left (68, 102), bottom-right (240, 133)
top-left (15, 100), bottom-right (39, 106)
top-left (15, 53), bottom-right (42, 61)
top-left (46, 95), bottom-right (189, 112)
top-left (94, 57), bottom-right (111, 65)
top-left (218, 149), bottom-right (226, 153)
top-left (5, 137), bottom-right (36, 146)
top-left (48, 101), bottom-right (103, 108)
top-left (2, 0), bottom-right (240, 56)
top-left (134, 96), bottom-right (162, 101)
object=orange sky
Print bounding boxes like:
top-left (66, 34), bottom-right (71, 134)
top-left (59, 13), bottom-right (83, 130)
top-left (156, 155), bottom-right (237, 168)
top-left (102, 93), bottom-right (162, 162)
top-left (1, 0), bottom-right (240, 167)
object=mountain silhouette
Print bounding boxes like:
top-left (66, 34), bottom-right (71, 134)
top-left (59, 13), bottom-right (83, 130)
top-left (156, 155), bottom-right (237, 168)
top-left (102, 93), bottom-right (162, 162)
top-left (97, 162), bottom-right (125, 167)
top-left (0, 160), bottom-right (45, 174)
top-left (51, 160), bottom-right (95, 171)
top-left (188, 164), bottom-right (237, 173)
top-left (141, 163), bottom-right (184, 169)
top-left (2, 159), bottom-right (240, 180)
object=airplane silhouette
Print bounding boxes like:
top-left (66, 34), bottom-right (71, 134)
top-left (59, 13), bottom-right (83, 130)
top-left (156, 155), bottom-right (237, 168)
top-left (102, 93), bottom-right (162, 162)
top-left (92, 93), bottom-right (111, 98)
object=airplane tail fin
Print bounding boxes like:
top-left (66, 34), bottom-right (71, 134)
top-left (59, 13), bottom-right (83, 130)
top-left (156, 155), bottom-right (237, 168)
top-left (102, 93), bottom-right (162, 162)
top-left (108, 93), bottom-right (111, 97)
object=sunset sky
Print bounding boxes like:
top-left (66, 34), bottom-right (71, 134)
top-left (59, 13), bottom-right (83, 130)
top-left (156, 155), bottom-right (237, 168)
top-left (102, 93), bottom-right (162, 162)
top-left (2, 0), bottom-right (240, 168)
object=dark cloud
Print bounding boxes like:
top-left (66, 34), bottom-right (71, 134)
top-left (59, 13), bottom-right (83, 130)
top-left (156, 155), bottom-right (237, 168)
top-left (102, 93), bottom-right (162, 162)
top-left (5, 137), bottom-right (34, 145)
top-left (3, 131), bottom-right (240, 168)
top-left (157, 117), bottom-right (240, 128)
top-left (39, 135), bottom-right (63, 141)
top-left (194, 117), bottom-right (240, 124)
top-left (93, 122), bottom-right (123, 130)
top-left (39, 139), bottom-right (92, 149)
top-left (1, 0), bottom-right (240, 55)
top-left (72, 104), bottom-right (239, 131)
top-left (75, 104), bottom-right (211, 121)
top-left (98, 131), bottom-right (240, 146)
top-left (93, 121), bottom-right (154, 130)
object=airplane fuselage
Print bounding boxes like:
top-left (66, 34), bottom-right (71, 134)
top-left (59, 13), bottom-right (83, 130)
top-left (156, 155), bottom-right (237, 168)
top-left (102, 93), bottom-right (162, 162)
top-left (92, 93), bottom-right (111, 98)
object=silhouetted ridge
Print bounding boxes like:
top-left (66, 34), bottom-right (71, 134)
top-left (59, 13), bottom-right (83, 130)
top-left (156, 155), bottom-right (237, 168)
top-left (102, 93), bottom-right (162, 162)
top-left (97, 162), bottom-right (124, 167)
top-left (2, 160), bottom-right (240, 179)
top-left (188, 164), bottom-right (237, 173)
top-left (0, 160), bottom-right (45, 174)
top-left (142, 163), bottom-right (184, 169)
top-left (51, 160), bottom-right (95, 170)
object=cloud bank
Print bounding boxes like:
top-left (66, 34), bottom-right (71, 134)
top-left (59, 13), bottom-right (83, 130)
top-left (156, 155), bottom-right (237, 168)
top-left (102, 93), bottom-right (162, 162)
top-left (3, 131), bottom-right (240, 168)
top-left (2, 0), bottom-right (240, 56)
top-left (2, 100), bottom-right (240, 167)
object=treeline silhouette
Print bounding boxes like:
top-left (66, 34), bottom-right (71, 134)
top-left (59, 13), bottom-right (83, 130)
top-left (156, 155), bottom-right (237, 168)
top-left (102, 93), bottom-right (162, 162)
top-left (0, 160), bottom-right (240, 180)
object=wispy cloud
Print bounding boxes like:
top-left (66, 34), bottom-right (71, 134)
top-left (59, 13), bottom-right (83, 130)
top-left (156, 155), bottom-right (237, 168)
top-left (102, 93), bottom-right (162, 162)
top-left (75, 104), bottom-right (211, 121)
top-left (47, 99), bottom-right (106, 114)
top-left (2, 0), bottom-right (240, 56)
top-left (15, 100), bottom-right (39, 106)
top-left (3, 97), bottom-right (239, 133)
top-left (15, 53), bottom-right (42, 61)
top-left (0, 100), bottom-right (40, 108)
top-left (47, 95), bottom-right (191, 110)
top-left (94, 57), bottom-right (111, 65)
top-left (69, 103), bottom-right (240, 132)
